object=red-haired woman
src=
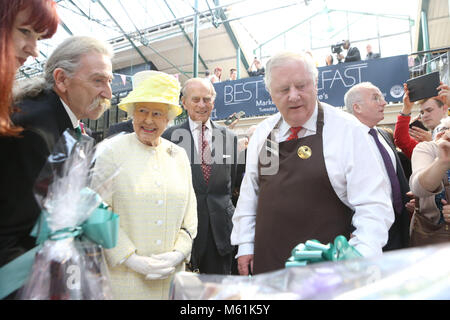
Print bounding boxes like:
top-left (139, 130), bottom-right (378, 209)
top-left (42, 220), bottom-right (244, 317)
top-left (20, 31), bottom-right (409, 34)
top-left (0, 0), bottom-right (59, 136)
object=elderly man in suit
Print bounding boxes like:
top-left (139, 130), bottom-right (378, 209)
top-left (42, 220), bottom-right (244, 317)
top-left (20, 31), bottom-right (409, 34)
top-left (0, 36), bottom-right (114, 276)
top-left (344, 82), bottom-right (410, 250)
top-left (162, 78), bottom-right (238, 275)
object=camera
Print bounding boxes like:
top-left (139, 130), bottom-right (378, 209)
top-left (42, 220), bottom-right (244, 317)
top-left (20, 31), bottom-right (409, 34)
top-left (331, 42), bottom-right (345, 54)
top-left (224, 111), bottom-right (245, 126)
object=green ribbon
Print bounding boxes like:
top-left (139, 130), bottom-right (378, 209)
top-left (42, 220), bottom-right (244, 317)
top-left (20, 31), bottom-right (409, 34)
top-left (33, 205), bottom-right (119, 249)
top-left (0, 204), bottom-right (119, 299)
top-left (285, 235), bottom-right (362, 268)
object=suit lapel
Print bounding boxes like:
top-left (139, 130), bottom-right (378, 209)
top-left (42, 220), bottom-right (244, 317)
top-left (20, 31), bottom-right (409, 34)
top-left (182, 120), bottom-right (207, 190)
top-left (209, 123), bottom-right (227, 188)
top-left (51, 90), bottom-right (74, 134)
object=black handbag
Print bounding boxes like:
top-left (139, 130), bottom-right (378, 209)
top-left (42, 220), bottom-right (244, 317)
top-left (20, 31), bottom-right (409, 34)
top-left (410, 174), bottom-right (450, 247)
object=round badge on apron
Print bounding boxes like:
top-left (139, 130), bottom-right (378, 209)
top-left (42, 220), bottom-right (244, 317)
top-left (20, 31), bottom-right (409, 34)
top-left (297, 146), bottom-right (312, 159)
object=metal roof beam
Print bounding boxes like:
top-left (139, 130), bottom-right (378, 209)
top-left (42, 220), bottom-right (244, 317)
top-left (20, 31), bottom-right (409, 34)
top-left (66, 0), bottom-right (90, 20)
top-left (95, 0), bottom-right (151, 66)
top-left (255, 9), bottom-right (325, 55)
top-left (19, 69), bottom-right (30, 78)
top-left (213, 0), bottom-right (249, 71)
top-left (163, 0), bottom-right (208, 71)
top-left (59, 19), bottom-right (73, 35)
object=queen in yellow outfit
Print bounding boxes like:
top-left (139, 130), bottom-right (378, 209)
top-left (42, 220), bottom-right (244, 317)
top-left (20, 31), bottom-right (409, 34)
top-left (92, 71), bottom-right (197, 300)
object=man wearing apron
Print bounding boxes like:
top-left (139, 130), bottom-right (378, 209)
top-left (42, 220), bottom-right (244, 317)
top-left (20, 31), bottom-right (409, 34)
top-left (231, 52), bottom-right (394, 275)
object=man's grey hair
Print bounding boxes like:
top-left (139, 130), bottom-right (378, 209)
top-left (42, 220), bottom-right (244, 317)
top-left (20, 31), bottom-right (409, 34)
top-left (344, 82), bottom-right (376, 114)
top-left (181, 77), bottom-right (216, 101)
top-left (264, 51), bottom-right (318, 93)
top-left (14, 36), bottom-right (114, 102)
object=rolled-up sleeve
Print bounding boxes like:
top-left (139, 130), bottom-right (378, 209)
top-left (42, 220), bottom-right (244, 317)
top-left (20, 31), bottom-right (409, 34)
top-left (410, 141), bottom-right (443, 197)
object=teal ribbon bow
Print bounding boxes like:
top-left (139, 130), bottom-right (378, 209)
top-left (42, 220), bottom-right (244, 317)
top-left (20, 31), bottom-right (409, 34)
top-left (285, 235), bottom-right (362, 268)
top-left (33, 204), bottom-right (119, 249)
top-left (0, 203), bottom-right (119, 299)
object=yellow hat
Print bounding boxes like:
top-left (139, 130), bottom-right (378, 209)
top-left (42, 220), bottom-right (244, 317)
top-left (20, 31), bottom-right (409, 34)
top-left (118, 70), bottom-right (182, 119)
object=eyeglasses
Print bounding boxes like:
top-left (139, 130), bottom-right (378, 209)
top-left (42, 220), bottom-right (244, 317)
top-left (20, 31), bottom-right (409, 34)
top-left (372, 94), bottom-right (385, 103)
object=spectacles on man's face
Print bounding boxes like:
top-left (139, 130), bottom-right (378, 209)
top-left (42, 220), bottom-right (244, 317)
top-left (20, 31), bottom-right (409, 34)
top-left (372, 93), bottom-right (385, 103)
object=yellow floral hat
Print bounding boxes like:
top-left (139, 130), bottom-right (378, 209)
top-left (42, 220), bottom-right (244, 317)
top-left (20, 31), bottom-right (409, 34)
top-left (118, 70), bottom-right (182, 119)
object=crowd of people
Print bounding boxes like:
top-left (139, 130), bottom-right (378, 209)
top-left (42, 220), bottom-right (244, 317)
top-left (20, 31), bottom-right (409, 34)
top-left (205, 56), bottom-right (266, 84)
top-left (207, 39), bottom-right (380, 83)
top-left (1, 0), bottom-right (449, 301)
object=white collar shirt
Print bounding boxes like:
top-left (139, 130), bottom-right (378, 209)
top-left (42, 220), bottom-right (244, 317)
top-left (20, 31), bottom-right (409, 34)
top-left (188, 117), bottom-right (213, 154)
top-left (59, 97), bottom-right (79, 129)
top-left (230, 103), bottom-right (394, 259)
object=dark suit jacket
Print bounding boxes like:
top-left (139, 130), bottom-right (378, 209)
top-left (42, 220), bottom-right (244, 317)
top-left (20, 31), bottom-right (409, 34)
top-left (378, 128), bottom-right (410, 250)
top-left (345, 47), bottom-right (361, 62)
top-left (162, 120), bottom-right (238, 265)
top-left (366, 52), bottom-right (381, 60)
top-left (0, 89), bottom-right (74, 267)
top-left (105, 119), bottom-right (134, 138)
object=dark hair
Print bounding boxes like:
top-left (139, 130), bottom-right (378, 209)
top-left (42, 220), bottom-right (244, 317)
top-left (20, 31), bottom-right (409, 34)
top-left (0, 0), bottom-right (59, 136)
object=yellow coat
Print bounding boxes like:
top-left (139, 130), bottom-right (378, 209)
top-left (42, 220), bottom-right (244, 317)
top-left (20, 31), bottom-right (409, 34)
top-left (92, 133), bottom-right (197, 300)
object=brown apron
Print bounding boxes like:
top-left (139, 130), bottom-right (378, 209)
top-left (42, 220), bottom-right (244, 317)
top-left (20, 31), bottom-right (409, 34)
top-left (253, 103), bottom-right (353, 274)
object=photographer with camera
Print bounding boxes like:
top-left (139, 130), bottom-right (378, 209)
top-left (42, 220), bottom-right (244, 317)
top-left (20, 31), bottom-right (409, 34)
top-left (248, 57), bottom-right (265, 77)
top-left (334, 40), bottom-right (361, 63)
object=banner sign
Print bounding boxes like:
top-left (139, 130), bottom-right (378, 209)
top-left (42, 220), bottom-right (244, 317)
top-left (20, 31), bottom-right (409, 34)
top-left (211, 54), bottom-right (409, 120)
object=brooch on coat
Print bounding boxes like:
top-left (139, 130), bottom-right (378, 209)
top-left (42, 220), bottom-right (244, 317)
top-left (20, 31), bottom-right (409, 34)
top-left (166, 145), bottom-right (177, 157)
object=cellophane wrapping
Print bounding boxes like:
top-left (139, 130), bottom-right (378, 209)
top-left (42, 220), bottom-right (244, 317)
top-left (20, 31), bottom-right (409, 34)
top-left (18, 130), bottom-right (119, 300)
top-left (171, 243), bottom-right (450, 300)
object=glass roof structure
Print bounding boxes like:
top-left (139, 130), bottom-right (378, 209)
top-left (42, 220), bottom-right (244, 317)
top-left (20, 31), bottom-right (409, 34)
top-left (20, 0), bottom-right (419, 80)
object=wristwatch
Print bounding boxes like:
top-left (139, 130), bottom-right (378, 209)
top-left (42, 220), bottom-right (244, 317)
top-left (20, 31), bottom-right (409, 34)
top-left (399, 111), bottom-right (411, 116)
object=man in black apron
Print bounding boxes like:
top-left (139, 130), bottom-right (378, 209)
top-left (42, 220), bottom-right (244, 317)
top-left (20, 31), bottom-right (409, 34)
top-left (231, 52), bottom-right (395, 275)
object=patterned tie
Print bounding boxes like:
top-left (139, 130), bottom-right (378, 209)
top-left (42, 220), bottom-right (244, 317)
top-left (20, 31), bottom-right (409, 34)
top-left (368, 128), bottom-right (403, 214)
top-left (200, 124), bottom-right (212, 184)
top-left (287, 126), bottom-right (302, 141)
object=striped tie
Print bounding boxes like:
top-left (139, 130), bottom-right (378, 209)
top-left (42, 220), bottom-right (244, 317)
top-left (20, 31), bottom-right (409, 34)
top-left (200, 124), bottom-right (212, 183)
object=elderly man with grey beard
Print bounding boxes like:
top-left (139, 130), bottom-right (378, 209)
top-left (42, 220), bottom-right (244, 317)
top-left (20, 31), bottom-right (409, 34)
top-left (0, 36), bottom-right (114, 288)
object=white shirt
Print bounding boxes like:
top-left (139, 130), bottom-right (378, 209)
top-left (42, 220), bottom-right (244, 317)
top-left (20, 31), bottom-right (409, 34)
top-left (432, 117), bottom-right (448, 139)
top-left (59, 98), bottom-right (79, 129)
top-left (188, 117), bottom-right (213, 154)
top-left (231, 103), bottom-right (394, 258)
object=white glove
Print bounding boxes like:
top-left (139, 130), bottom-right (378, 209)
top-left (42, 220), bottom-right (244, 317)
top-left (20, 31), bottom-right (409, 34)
top-left (124, 253), bottom-right (175, 279)
top-left (145, 251), bottom-right (185, 280)
top-left (150, 251), bottom-right (185, 268)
